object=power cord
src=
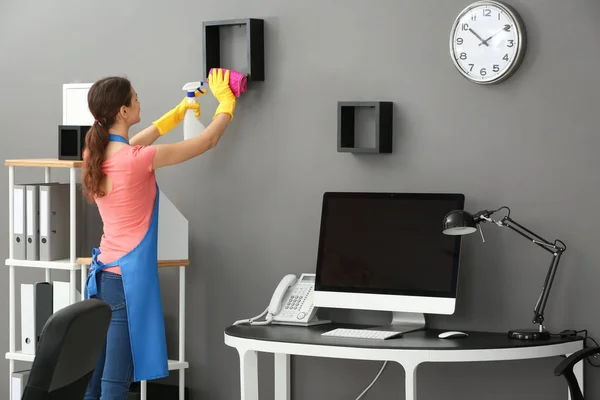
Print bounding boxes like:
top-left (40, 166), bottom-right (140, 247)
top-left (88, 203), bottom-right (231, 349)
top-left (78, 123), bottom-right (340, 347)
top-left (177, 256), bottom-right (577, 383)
top-left (352, 330), bottom-right (600, 399)
top-left (356, 361), bottom-right (388, 399)
top-left (233, 311), bottom-right (390, 398)
top-left (232, 308), bottom-right (273, 326)
top-left (550, 329), bottom-right (600, 367)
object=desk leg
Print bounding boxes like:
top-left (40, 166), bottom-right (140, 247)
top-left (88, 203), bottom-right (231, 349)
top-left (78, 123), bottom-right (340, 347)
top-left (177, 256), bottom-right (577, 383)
top-left (402, 362), bottom-right (419, 400)
top-left (274, 353), bottom-right (290, 400)
top-left (140, 380), bottom-right (147, 400)
top-left (566, 353), bottom-right (584, 400)
top-left (239, 349), bottom-right (259, 400)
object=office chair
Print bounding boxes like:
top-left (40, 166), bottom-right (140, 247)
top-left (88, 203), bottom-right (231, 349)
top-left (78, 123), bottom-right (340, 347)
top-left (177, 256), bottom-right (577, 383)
top-left (555, 346), bottom-right (600, 400)
top-left (21, 298), bottom-right (112, 400)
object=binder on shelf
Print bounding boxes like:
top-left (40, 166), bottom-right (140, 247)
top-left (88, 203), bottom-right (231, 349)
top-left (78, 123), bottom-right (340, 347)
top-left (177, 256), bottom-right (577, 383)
top-left (52, 281), bottom-right (81, 313)
top-left (34, 182), bottom-right (101, 262)
top-left (77, 183), bottom-right (102, 259)
top-left (13, 184), bottom-right (26, 260)
top-left (39, 183), bottom-right (70, 261)
top-left (21, 282), bottom-right (53, 355)
top-left (25, 184), bottom-right (40, 261)
top-left (11, 369), bottom-right (30, 400)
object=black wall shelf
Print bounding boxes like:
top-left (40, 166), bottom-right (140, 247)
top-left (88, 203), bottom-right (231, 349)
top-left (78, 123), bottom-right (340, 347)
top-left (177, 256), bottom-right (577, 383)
top-left (337, 101), bottom-right (393, 154)
top-left (58, 125), bottom-right (91, 160)
top-left (202, 18), bottom-right (265, 81)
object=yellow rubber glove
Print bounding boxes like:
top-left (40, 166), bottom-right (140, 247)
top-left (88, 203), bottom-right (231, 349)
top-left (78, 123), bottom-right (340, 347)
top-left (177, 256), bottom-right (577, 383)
top-left (152, 89), bottom-right (207, 135)
top-left (209, 68), bottom-right (236, 121)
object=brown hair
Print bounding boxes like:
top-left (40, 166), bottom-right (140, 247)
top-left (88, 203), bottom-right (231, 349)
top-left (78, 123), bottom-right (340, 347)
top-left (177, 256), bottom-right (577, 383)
top-left (81, 76), bottom-right (133, 203)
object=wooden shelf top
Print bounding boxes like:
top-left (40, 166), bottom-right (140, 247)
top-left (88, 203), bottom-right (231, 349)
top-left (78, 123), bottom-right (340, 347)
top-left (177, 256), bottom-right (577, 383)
top-left (77, 257), bottom-right (189, 268)
top-left (5, 158), bottom-right (82, 168)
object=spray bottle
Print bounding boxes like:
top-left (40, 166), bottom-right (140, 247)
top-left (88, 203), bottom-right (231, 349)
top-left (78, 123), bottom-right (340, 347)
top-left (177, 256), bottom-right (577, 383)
top-left (182, 81), bottom-right (206, 140)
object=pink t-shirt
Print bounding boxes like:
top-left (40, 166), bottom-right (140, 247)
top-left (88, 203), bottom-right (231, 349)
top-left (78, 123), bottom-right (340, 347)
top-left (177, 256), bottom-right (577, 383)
top-left (94, 145), bottom-right (157, 274)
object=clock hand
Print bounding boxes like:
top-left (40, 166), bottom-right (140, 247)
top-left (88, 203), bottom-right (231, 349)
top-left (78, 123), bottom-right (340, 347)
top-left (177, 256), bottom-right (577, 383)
top-left (468, 28), bottom-right (489, 46)
top-left (479, 24), bottom-right (511, 46)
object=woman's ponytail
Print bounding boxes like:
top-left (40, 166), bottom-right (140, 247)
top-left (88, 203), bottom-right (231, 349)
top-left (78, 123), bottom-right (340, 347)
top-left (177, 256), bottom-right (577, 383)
top-left (82, 122), bottom-right (110, 203)
top-left (81, 76), bottom-right (133, 203)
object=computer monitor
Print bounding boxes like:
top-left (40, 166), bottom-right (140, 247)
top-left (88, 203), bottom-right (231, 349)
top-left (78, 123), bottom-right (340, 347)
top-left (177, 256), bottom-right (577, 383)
top-left (313, 192), bottom-right (465, 334)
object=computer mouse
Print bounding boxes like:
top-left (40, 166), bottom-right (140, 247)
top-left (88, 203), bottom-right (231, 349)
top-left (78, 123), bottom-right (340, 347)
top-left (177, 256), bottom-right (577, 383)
top-left (438, 331), bottom-right (469, 339)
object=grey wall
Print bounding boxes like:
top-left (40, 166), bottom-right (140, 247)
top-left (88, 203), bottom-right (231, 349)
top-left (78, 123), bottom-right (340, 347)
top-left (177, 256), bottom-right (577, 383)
top-left (1, 0), bottom-right (600, 398)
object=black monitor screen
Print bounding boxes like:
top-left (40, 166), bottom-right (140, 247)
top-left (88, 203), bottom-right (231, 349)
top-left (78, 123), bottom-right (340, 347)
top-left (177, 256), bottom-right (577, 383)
top-left (314, 192), bottom-right (464, 298)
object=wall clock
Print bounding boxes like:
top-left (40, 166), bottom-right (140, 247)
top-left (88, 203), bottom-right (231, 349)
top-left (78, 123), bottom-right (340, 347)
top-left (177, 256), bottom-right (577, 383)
top-left (449, 1), bottom-right (527, 84)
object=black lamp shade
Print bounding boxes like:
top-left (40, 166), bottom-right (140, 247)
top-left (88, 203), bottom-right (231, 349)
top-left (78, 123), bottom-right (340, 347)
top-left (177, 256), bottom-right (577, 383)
top-left (443, 210), bottom-right (477, 235)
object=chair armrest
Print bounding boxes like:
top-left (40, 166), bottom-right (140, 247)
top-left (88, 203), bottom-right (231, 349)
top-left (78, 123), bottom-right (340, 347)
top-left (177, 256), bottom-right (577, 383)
top-left (555, 346), bottom-right (600, 376)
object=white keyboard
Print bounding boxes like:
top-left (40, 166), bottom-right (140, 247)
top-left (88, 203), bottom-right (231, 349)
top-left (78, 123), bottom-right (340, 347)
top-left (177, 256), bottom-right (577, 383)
top-left (321, 328), bottom-right (401, 340)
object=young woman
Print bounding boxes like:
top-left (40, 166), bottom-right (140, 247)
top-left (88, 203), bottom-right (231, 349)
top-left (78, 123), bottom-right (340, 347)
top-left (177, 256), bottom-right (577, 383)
top-left (81, 68), bottom-right (236, 400)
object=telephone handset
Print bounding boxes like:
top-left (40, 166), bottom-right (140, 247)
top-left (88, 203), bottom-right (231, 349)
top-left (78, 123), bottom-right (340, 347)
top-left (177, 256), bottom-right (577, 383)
top-left (233, 273), bottom-right (330, 327)
top-left (268, 274), bottom-right (299, 318)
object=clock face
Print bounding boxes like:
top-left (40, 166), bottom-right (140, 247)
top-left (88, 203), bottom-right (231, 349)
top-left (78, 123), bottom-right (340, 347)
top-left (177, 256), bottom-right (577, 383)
top-left (450, 1), bottom-right (526, 84)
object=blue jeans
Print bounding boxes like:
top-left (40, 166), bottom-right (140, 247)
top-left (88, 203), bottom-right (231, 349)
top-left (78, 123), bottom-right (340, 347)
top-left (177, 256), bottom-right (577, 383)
top-left (84, 271), bottom-right (134, 400)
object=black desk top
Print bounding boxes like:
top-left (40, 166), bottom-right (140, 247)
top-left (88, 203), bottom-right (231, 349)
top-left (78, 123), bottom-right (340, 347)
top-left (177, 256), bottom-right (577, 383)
top-left (225, 323), bottom-right (583, 350)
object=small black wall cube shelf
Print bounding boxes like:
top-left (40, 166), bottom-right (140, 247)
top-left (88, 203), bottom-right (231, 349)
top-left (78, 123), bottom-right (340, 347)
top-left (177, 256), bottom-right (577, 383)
top-left (202, 18), bottom-right (265, 81)
top-left (58, 125), bottom-right (91, 160)
top-left (337, 101), bottom-right (393, 154)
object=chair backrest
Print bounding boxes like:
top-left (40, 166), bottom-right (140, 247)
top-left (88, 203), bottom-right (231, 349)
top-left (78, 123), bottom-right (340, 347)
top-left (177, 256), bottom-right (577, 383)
top-left (21, 298), bottom-right (111, 400)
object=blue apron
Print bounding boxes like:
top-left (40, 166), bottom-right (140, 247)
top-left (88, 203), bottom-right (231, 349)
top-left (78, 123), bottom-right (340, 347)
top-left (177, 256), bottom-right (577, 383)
top-left (85, 133), bottom-right (169, 382)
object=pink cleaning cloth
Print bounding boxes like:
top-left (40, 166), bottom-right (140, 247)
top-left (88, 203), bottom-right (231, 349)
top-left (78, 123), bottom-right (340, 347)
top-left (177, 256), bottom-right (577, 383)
top-left (209, 68), bottom-right (247, 98)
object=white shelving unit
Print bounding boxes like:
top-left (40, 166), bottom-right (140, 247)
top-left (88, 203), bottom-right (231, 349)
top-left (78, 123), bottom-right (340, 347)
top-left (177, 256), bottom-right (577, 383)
top-left (6, 158), bottom-right (189, 400)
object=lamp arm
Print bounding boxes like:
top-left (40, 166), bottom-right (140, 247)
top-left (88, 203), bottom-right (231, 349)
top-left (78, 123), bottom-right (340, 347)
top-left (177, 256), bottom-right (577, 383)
top-left (497, 215), bottom-right (566, 328)
top-left (499, 216), bottom-right (562, 254)
top-left (531, 253), bottom-right (563, 326)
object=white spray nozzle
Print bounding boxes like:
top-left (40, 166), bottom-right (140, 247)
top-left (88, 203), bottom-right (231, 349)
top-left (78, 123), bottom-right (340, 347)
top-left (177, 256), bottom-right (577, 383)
top-left (182, 81), bottom-right (204, 93)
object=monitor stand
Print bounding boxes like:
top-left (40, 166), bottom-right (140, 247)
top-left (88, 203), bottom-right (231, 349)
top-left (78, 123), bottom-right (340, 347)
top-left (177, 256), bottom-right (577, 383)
top-left (366, 311), bottom-right (426, 336)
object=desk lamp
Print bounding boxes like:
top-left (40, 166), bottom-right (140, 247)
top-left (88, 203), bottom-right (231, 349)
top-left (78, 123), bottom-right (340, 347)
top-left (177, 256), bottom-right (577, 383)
top-left (442, 206), bottom-right (566, 340)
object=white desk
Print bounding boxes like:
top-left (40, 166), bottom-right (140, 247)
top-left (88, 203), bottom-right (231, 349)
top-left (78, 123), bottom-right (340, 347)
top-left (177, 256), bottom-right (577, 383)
top-left (224, 323), bottom-right (584, 400)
